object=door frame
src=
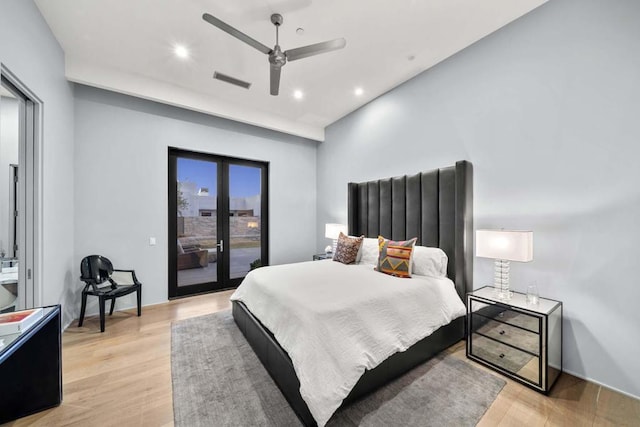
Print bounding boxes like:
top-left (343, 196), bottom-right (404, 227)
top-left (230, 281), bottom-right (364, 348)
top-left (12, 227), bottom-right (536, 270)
top-left (0, 66), bottom-right (42, 309)
top-left (167, 147), bottom-right (269, 299)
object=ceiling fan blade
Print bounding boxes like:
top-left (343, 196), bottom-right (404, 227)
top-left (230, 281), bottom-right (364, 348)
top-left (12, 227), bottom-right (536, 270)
top-left (202, 13), bottom-right (272, 55)
top-left (270, 65), bottom-right (281, 96)
top-left (285, 38), bottom-right (346, 62)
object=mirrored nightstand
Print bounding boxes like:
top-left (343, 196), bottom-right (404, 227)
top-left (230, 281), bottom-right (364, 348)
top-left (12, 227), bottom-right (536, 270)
top-left (312, 253), bottom-right (332, 261)
top-left (466, 286), bottom-right (562, 394)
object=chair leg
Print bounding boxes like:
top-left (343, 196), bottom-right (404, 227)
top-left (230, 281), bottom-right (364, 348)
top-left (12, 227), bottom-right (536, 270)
top-left (99, 296), bottom-right (106, 333)
top-left (109, 298), bottom-right (116, 315)
top-left (136, 287), bottom-right (142, 317)
top-left (78, 292), bottom-right (87, 327)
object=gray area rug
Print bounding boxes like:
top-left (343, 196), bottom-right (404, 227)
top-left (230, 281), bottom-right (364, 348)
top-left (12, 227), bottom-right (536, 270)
top-left (172, 310), bottom-right (505, 427)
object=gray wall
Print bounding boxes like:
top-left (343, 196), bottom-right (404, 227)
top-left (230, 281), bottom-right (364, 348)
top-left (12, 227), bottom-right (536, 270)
top-left (317, 0), bottom-right (640, 398)
top-left (74, 85), bottom-right (317, 314)
top-left (0, 0), bottom-right (76, 324)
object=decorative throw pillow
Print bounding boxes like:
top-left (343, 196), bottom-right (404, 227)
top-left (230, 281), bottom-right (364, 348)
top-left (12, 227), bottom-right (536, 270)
top-left (377, 236), bottom-right (417, 278)
top-left (333, 232), bottom-right (364, 264)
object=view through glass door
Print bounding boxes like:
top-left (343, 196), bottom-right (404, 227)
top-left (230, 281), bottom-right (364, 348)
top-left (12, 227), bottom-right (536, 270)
top-left (228, 164), bottom-right (264, 279)
top-left (168, 149), bottom-right (268, 298)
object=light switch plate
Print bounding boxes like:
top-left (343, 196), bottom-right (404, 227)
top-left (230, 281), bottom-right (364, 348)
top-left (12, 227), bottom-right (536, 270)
top-left (149, 237), bottom-right (156, 246)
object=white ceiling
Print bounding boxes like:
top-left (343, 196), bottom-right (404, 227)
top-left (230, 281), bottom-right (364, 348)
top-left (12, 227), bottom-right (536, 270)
top-left (35, 0), bottom-right (547, 141)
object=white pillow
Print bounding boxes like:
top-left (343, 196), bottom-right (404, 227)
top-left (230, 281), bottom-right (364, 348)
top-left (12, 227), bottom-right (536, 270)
top-left (412, 246), bottom-right (448, 278)
top-left (357, 237), bottom-right (379, 266)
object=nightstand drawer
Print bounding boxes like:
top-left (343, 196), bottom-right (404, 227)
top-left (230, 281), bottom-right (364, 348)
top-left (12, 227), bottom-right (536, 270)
top-left (472, 315), bottom-right (539, 355)
top-left (497, 309), bottom-right (539, 334)
top-left (470, 298), bottom-right (539, 334)
top-left (470, 333), bottom-right (540, 385)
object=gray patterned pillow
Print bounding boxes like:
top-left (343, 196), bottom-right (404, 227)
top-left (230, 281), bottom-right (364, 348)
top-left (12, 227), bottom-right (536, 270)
top-left (333, 232), bottom-right (364, 264)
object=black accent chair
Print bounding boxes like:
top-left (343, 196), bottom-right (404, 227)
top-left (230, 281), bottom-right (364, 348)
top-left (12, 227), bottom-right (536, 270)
top-left (78, 255), bottom-right (142, 332)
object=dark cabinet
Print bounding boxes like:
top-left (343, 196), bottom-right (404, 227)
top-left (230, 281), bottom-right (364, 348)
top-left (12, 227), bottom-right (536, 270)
top-left (0, 305), bottom-right (62, 423)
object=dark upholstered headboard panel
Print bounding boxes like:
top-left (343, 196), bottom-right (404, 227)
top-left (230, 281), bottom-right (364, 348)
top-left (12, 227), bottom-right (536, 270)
top-left (347, 160), bottom-right (473, 300)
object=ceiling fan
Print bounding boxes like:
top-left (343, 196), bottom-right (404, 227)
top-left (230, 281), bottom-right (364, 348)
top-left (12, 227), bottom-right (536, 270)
top-left (203, 12), bottom-right (346, 96)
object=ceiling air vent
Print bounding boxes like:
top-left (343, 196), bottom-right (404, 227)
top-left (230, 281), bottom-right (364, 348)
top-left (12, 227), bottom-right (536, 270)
top-left (213, 71), bottom-right (251, 89)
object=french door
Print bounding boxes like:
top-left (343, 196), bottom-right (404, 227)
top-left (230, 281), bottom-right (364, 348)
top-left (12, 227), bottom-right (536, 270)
top-left (168, 148), bottom-right (268, 298)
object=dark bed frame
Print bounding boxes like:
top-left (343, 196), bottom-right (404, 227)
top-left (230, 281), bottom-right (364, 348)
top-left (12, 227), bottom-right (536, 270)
top-left (232, 160), bottom-right (473, 426)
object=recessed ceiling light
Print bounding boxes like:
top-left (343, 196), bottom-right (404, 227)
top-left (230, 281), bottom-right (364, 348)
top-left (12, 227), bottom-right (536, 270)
top-left (293, 90), bottom-right (304, 100)
top-left (354, 87), bottom-right (364, 96)
top-left (296, 27), bottom-right (305, 35)
top-left (174, 44), bottom-right (189, 59)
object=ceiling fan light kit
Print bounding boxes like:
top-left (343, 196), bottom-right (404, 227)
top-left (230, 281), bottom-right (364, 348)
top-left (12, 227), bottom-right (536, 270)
top-left (202, 12), bottom-right (346, 96)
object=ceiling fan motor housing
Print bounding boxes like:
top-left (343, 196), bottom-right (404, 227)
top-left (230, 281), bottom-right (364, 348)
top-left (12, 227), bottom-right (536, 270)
top-left (269, 46), bottom-right (286, 67)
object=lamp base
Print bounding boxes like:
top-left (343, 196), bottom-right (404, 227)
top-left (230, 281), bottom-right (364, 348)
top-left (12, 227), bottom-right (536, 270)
top-left (493, 259), bottom-right (512, 300)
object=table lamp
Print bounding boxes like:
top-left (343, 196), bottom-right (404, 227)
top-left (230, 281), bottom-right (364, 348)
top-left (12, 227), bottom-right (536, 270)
top-left (476, 230), bottom-right (533, 300)
top-left (325, 223), bottom-right (347, 254)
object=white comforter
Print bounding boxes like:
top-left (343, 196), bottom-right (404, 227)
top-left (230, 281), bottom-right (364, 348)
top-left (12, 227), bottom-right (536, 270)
top-left (230, 260), bottom-right (466, 426)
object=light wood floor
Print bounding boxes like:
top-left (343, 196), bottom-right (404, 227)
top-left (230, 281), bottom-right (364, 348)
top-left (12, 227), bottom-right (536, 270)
top-left (7, 291), bottom-right (639, 426)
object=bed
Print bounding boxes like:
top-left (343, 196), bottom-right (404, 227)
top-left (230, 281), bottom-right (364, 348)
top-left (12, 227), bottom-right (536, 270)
top-left (231, 160), bottom-right (473, 426)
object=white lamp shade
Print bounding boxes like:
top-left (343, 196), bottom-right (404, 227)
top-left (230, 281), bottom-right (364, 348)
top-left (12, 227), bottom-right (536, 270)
top-left (325, 223), bottom-right (347, 239)
top-left (476, 230), bottom-right (533, 262)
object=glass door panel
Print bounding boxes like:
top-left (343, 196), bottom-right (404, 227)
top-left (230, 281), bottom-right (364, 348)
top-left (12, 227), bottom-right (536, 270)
top-left (228, 164), bottom-right (262, 279)
top-left (176, 157), bottom-right (219, 288)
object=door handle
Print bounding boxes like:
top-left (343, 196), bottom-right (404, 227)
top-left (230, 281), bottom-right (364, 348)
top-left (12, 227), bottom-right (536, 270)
top-left (217, 240), bottom-right (224, 253)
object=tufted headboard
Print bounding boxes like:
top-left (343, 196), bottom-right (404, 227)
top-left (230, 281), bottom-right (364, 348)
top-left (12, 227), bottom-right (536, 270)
top-left (347, 160), bottom-right (473, 301)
